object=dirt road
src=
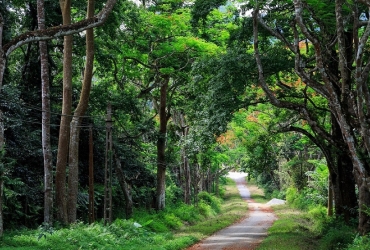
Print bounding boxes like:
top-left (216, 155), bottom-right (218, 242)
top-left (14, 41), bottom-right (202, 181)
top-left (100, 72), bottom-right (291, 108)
top-left (187, 172), bottom-right (276, 250)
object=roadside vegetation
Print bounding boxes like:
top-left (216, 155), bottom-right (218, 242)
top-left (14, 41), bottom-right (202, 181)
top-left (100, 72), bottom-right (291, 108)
top-left (0, 178), bottom-right (247, 250)
top-left (258, 204), bottom-right (357, 250)
top-left (248, 177), bottom-right (368, 250)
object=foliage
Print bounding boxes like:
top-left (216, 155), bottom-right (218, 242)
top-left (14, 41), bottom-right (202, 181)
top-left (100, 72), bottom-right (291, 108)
top-left (319, 222), bottom-right (355, 250)
top-left (198, 191), bottom-right (222, 213)
top-left (0, 178), bottom-right (246, 250)
top-left (347, 234), bottom-right (370, 250)
top-left (191, 0), bottom-right (227, 27)
top-left (305, 160), bottom-right (329, 206)
top-left (0, 0), bottom-right (351, 242)
top-left (172, 203), bottom-right (201, 224)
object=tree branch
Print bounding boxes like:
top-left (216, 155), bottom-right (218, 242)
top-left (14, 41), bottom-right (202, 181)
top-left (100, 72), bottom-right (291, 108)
top-left (3, 0), bottom-right (117, 56)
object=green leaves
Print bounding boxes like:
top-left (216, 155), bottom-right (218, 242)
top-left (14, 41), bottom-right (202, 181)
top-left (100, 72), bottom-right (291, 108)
top-left (191, 0), bottom-right (227, 27)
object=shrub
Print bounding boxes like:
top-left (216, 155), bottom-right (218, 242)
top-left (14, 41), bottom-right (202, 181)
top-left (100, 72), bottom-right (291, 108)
top-left (198, 191), bottom-right (221, 213)
top-left (271, 189), bottom-right (285, 200)
top-left (347, 234), bottom-right (370, 250)
top-left (286, 187), bottom-right (315, 210)
top-left (173, 203), bottom-right (200, 223)
top-left (319, 223), bottom-right (355, 250)
top-left (286, 187), bottom-right (297, 205)
top-left (197, 201), bottom-right (214, 218)
top-left (163, 213), bottom-right (183, 229)
top-left (307, 205), bottom-right (330, 235)
top-left (145, 219), bottom-right (169, 233)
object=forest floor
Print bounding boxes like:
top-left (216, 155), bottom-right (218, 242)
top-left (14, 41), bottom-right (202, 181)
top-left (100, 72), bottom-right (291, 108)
top-left (187, 172), bottom-right (277, 250)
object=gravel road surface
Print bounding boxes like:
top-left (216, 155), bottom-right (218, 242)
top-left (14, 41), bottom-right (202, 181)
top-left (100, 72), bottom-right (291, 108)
top-left (187, 172), bottom-right (276, 250)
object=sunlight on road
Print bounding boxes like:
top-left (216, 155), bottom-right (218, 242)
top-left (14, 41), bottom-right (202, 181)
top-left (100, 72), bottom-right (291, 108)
top-left (227, 172), bottom-right (248, 179)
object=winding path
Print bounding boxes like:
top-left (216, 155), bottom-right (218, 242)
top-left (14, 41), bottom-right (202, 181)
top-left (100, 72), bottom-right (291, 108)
top-left (187, 172), bottom-right (276, 250)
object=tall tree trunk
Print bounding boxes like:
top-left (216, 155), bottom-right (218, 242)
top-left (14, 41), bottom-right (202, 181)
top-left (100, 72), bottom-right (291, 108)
top-left (329, 116), bottom-right (357, 222)
top-left (193, 162), bottom-right (201, 204)
top-left (184, 153), bottom-right (191, 204)
top-left (327, 177), bottom-right (333, 217)
top-left (156, 77), bottom-right (169, 210)
top-left (55, 0), bottom-right (72, 224)
top-left (215, 167), bottom-right (220, 197)
top-left (37, 0), bottom-right (53, 225)
top-left (114, 153), bottom-right (133, 219)
top-left (67, 0), bottom-right (95, 223)
top-left (0, 13), bottom-right (5, 237)
top-left (173, 111), bottom-right (191, 204)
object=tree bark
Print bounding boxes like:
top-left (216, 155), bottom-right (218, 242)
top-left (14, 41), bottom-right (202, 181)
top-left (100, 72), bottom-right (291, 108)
top-left (173, 111), bottom-right (191, 204)
top-left (67, 0), bottom-right (95, 224)
top-left (327, 177), bottom-right (333, 217)
top-left (0, 180), bottom-right (3, 236)
top-left (184, 152), bottom-right (191, 204)
top-left (0, 12), bottom-right (5, 238)
top-left (114, 153), bottom-right (133, 219)
top-left (156, 77), bottom-right (170, 210)
top-left (0, 0), bottom-right (118, 146)
top-left (55, 0), bottom-right (72, 225)
top-left (329, 116), bottom-right (357, 222)
top-left (37, 0), bottom-right (53, 225)
top-left (193, 162), bottom-right (201, 204)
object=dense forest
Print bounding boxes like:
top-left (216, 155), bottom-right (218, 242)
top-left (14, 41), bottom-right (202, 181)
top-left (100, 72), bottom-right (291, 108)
top-left (2, 0), bottom-right (370, 248)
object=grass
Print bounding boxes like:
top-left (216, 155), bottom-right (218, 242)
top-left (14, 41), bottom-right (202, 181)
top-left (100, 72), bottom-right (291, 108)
top-left (255, 190), bottom-right (358, 250)
top-left (257, 205), bottom-right (320, 250)
top-left (244, 179), bottom-right (320, 249)
top-left (175, 178), bottom-right (248, 239)
top-left (0, 178), bottom-right (248, 250)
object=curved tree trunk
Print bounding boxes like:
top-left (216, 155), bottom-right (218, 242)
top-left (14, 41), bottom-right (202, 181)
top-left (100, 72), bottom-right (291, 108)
top-left (67, 0), bottom-right (95, 223)
top-left (55, 0), bottom-right (72, 225)
top-left (37, 0), bottom-right (53, 225)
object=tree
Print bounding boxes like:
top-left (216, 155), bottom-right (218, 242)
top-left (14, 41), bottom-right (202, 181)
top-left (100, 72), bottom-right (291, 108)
top-left (0, 0), bottom-right (117, 235)
top-left (250, 0), bottom-right (370, 233)
top-left (116, 3), bottom-right (219, 210)
top-left (37, 0), bottom-right (53, 226)
top-left (55, 0), bottom-right (73, 224)
top-left (190, 0), bottom-right (358, 224)
top-left (66, 0), bottom-right (96, 224)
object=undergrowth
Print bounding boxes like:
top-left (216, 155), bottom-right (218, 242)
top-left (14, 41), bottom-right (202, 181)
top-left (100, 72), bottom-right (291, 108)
top-left (0, 178), bottom-right (247, 250)
top-left (257, 186), bottom-right (359, 250)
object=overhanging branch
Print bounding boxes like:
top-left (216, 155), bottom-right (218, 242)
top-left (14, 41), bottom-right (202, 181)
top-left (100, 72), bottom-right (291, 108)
top-left (3, 0), bottom-right (117, 56)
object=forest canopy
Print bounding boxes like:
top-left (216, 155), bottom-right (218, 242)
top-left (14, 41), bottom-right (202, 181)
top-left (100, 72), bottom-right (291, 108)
top-left (2, 0), bottom-right (370, 243)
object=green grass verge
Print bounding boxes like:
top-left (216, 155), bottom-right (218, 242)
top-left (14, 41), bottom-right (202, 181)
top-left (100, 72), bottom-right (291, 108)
top-left (0, 178), bottom-right (247, 250)
top-left (174, 178), bottom-right (248, 239)
top-left (257, 204), bottom-right (358, 250)
top-left (257, 205), bottom-right (320, 250)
